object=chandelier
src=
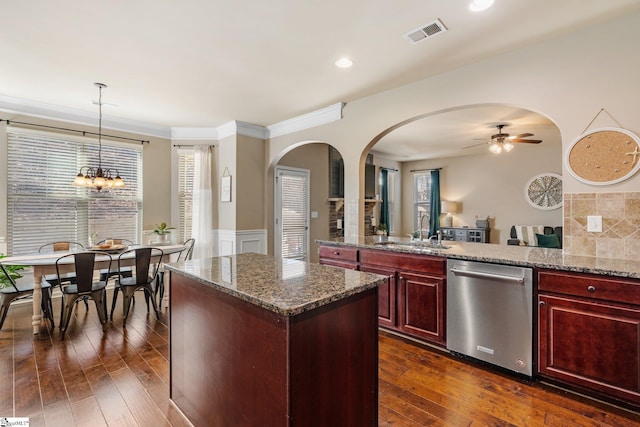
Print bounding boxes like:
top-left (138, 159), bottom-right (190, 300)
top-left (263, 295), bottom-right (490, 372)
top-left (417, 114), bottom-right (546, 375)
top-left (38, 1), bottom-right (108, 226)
top-left (72, 82), bottom-right (125, 191)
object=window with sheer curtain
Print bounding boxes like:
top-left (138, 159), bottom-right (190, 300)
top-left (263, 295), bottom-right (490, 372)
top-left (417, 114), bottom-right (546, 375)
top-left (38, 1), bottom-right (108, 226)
top-left (6, 129), bottom-right (143, 255)
top-left (414, 172), bottom-right (431, 232)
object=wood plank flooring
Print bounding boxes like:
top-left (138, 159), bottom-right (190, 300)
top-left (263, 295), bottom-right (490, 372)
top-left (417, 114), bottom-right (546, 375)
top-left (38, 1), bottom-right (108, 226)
top-left (1, 292), bottom-right (640, 426)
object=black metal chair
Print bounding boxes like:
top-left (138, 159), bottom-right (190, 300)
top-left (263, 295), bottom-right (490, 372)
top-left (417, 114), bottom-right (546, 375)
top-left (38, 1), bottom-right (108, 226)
top-left (56, 252), bottom-right (111, 338)
top-left (39, 241), bottom-right (85, 289)
top-left (155, 238), bottom-right (195, 304)
top-left (0, 262), bottom-right (54, 331)
top-left (96, 239), bottom-right (134, 282)
top-left (110, 247), bottom-right (162, 326)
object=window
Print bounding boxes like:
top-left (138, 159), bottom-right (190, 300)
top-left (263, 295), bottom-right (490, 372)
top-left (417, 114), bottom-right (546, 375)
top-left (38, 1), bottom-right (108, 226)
top-left (177, 148), bottom-right (195, 242)
top-left (7, 129), bottom-right (143, 255)
top-left (414, 172), bottom-right (431, 232)
top-left (275, 167), bottom-right (309, 261)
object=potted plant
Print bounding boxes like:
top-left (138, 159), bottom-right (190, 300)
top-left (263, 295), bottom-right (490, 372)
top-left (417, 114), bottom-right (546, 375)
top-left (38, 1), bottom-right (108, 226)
top-left (154, 222), bottom-right (175, 243)
top-left (0, 254), bottom-right (24, 289)
top-left (376, 223), bottom-right (388, 236)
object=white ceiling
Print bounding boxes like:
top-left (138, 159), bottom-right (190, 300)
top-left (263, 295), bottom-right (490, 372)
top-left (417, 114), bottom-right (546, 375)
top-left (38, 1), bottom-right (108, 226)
top-left (0, 0), bottom-right (638, 153)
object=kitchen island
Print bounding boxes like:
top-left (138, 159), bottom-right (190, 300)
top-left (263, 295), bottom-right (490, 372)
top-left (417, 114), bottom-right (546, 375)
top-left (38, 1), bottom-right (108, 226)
top-left (165, 253), bottom-right (386, 427)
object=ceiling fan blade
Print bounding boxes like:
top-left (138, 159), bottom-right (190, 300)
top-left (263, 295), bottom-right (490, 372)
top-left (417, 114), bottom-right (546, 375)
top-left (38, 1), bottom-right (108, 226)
top-left (513, 132), bottom-right (534, 138)
top-left (463, 142), bottom-right (487, 149)
top-left (510, 139), bottom-right (542, 144)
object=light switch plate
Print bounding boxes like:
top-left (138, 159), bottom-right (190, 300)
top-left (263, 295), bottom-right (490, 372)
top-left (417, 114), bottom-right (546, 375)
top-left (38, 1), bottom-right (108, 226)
top-left (311, 211), bottom-right (318, 219)
top-left (587, 215), bottom-right (602, 232)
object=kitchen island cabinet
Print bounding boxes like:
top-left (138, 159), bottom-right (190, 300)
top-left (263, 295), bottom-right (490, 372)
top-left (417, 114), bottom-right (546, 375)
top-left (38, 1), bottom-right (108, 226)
top-left (537, 269), bottom-right (640, 406)
top-left (166, 253), bottom-right (385, 427)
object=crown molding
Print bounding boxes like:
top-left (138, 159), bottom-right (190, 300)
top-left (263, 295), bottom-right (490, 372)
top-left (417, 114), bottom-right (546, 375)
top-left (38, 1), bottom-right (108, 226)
top-left (0, 94), bottom-right (344, 141)
top-left (0, 94), bottom-right (172, 139)
top-left (267, 102), bottom-right (344, 138)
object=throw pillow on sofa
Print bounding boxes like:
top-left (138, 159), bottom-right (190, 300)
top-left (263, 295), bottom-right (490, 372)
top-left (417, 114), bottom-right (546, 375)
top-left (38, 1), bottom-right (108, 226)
top-left (535, 233), bottom-right (561, 248)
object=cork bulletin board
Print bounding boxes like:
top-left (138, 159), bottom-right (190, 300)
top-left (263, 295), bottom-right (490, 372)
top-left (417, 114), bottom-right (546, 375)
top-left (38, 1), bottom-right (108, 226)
top-left (566, 127), bottom-right (640, 185)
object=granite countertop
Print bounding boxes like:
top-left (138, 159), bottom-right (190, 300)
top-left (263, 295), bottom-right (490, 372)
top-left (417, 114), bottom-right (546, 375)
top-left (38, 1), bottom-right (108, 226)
top-left (318, 236), bottom-right (640, 279)
top-left (165, 252), bottom-right (386, 316)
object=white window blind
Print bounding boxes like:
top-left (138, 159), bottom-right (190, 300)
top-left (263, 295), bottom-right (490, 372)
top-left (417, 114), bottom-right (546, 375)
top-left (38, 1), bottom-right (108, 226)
top-left (414, 173), bottom-right (431, 232)
top-left (276, 168), bottom-right (309, 260)
top-left (7, 129), bottom-right (143, 255)
top-left (177, 148), bottom-right (195, 242)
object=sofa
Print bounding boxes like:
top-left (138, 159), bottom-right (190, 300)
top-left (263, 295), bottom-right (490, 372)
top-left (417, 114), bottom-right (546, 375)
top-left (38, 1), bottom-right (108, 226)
top-left (508, 225), bottom-right (563, 249)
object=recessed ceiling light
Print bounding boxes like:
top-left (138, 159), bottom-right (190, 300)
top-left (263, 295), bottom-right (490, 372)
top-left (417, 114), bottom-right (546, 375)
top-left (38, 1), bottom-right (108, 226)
top-left (469, 0), bottom-right (494, 12)
top-left (335, 57), bottom-right (353, 69)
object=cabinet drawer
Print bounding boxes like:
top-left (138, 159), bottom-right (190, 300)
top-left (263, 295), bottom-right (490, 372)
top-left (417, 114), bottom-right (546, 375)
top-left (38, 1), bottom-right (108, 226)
top-left (318, 245), bottom-right (358, 263)
top-left (360, 249), bottom-right (445, 276)
top-left (538, 269), bottom-right (640, 306)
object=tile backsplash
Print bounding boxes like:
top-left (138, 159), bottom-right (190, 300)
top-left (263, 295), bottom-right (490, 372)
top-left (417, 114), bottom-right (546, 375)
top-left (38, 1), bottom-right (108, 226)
top-left (564, 192), bottom-right (640, 259)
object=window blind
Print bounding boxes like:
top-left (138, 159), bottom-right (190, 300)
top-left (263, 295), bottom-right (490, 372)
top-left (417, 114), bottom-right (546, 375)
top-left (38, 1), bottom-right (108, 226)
top-left (7, 129), bottom-right (143, 255)
top-left (278, 170), bottom-right (309, 260)
top-left (177, 148), bottom-right (195, 242)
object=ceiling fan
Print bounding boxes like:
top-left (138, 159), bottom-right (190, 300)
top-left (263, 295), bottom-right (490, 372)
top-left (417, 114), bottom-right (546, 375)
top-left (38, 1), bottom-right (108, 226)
top-left (465, 123), bottom-right (542, 153)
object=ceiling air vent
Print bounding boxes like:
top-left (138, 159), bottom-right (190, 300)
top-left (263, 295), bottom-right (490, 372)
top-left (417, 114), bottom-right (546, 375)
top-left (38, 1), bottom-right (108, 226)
top-left (404, 19), bottom-right (447, 44)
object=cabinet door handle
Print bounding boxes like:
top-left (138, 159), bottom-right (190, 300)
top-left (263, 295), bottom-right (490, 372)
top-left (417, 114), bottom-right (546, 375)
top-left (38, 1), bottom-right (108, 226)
top-left (587, 285), bottom-right (596, 293)
top-left (539, 301), bottom-right (546, 306)
top-left (399, 276), bottom-right (404, 281)
top-left (333, 251), bottom-right (340, 256)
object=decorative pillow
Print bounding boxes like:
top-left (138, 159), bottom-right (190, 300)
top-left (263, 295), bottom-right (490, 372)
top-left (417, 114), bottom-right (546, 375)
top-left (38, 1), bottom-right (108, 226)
top-left (515, 225), bottom-right (545, 246)
top-left (535, 233), bottom-right (561, 249)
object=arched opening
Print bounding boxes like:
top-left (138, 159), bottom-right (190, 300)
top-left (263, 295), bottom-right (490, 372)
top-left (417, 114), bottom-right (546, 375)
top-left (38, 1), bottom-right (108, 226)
top-left (360, 104), bottom-right (562, 244)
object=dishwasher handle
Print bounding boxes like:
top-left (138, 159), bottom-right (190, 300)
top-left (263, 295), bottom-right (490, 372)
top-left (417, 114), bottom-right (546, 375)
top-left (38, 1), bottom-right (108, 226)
top-left (449, 267), bottom-right (525, 284)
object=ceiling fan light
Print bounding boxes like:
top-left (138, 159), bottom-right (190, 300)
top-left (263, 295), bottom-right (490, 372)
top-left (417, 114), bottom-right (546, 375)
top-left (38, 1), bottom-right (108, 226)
top-left (503, 141), bottom-right (514, 152)
top-left (489, 143), bottom-right (501, 153)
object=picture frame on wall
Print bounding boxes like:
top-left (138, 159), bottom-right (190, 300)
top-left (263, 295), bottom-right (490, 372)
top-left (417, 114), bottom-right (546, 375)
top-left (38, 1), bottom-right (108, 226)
top-left (221, 175), bottom-right (232, 202)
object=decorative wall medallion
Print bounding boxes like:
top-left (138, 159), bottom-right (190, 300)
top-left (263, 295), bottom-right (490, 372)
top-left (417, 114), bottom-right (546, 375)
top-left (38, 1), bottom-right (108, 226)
top-left (565, 127), bottom-right (640, 185)
top-left (525, 173), bottom-right (563, 210)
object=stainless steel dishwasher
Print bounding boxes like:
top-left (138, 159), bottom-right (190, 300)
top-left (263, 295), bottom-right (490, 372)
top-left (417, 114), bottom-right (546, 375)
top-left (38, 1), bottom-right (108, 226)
top-left (446, 259), bottom-right (533, 377)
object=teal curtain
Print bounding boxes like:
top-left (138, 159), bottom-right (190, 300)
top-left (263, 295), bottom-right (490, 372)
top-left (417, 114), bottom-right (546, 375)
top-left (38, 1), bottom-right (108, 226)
top-left (428, 170), bottom-right (441, 236)
top-left (379, 169), bottom-right (389, 230)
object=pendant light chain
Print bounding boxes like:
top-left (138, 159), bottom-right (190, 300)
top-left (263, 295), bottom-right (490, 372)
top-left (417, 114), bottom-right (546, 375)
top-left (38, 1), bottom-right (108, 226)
top-left (72, 82), bottom-right (125, 191)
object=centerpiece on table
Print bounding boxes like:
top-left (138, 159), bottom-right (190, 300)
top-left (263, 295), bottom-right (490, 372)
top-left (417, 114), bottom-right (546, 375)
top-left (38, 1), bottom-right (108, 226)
top-left (154, 222), bottom-right (175, 244)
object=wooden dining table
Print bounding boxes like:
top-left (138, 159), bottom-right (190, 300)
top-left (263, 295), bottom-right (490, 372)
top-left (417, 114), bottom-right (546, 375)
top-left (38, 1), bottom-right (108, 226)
top-left (2, 244), bottom-right (185, 334)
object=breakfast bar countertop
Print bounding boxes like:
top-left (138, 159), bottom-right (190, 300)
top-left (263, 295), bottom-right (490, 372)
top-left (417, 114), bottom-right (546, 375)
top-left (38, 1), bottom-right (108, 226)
top-left (317, 237), bottom-right (640, 280)
top-left (164, 252), bottom-right (386, 316)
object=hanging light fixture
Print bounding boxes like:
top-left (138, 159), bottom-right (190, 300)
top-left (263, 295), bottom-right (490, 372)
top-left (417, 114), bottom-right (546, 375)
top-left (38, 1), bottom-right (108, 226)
top-left (72, 82), bottom-right (125, 191)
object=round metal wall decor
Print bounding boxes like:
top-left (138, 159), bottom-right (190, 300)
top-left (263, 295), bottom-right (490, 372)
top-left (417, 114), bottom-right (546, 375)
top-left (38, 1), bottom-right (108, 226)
top-left (565, 127), bottom-right (640, 185)
top-left (525, 173), bottom-right (563, 210)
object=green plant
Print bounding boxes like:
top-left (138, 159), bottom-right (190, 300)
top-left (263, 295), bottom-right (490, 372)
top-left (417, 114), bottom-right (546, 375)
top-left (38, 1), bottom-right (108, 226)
top-left (0, 254), bottom-right (25, 289)
top-left (378, 223), bottom-right (387, 232)
top-left (411, 230), bottom-right (420, 239)
top-left (154, 222), bottom-right (175, 235)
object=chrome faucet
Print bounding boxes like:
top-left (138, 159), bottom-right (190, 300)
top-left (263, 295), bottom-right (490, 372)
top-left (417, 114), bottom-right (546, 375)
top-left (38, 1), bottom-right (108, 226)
top-left (427, 230), bottom-right (442, 247)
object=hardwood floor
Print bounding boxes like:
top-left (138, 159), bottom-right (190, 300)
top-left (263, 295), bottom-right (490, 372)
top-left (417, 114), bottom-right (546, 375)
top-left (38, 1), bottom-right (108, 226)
top-left (2, 292), bottom-right (640, 426)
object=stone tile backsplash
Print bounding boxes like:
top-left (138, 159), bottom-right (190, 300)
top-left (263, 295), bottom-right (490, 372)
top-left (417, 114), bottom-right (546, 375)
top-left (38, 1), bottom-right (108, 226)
top-left (564, 192), bottom-right (640, 259)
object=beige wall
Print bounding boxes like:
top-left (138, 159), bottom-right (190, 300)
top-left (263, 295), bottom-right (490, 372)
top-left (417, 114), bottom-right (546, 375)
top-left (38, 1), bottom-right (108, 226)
top-left (267, 11), bottom-right (640, 243)
top-left (217, 134), bottom-right (238, 230)
top-left (400, 140), bottom-right (563, 244)
top-left (278, 143), bottom-right (330, 263)
top-left (236, 135), bottom-right (266, 230)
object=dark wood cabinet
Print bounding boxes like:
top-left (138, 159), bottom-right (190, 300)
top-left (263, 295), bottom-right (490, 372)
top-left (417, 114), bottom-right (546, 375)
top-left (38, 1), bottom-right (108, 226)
top-left (537, 269), bottom-right (640, 406)
top-left (398, 271), bottom-right (445, 344)
top-left (359, 264), bottom-right (397, 328)
top-left (318, 245), bottom-right (358, 269)
top-left (360, 248), bottom-right (446, 346)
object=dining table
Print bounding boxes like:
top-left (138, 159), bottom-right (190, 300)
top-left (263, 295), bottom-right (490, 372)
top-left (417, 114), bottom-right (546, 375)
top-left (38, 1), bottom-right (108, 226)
top-left (2, 243), bottom-right (186, 334)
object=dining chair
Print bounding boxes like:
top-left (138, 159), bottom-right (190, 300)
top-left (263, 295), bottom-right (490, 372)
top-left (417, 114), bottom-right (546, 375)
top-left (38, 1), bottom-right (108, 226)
top-left (155, 238), bottom-right (195, 304)
top-left (56, 252), bottom-right (111, 338)
top-left (96, 239), bottom-right (134, 282)
top-left (110, 247), bottom-right (162, 326)
top-left (39, 241), bottom-right (85, 288)
top-left (0, 262), bottom-right (54, 331)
